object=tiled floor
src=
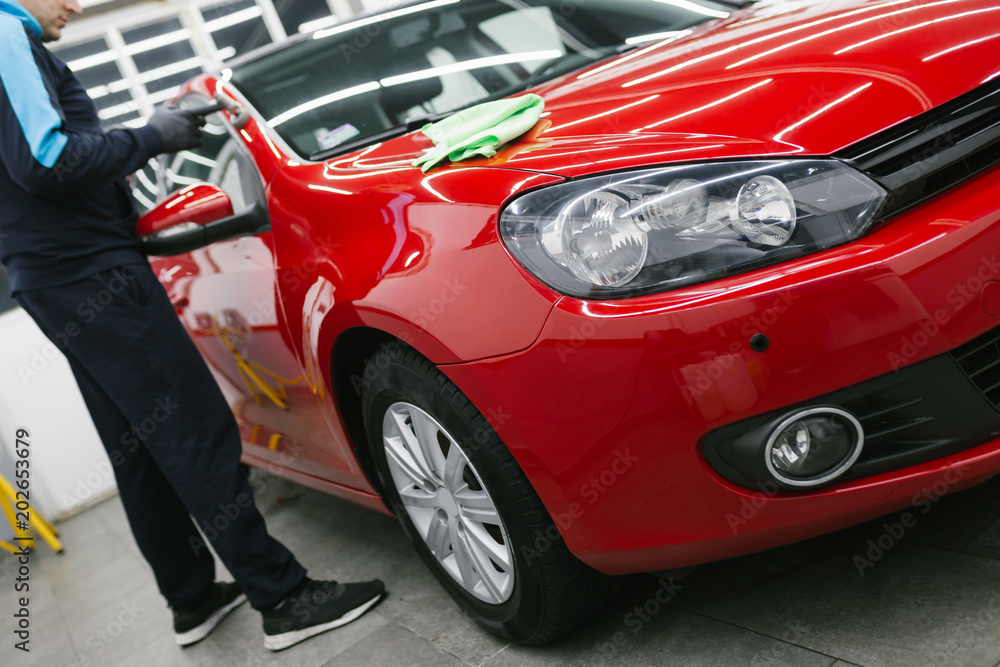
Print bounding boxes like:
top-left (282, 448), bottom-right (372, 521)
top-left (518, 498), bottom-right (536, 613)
top-left (5, 468), bottom-right (1000, 666)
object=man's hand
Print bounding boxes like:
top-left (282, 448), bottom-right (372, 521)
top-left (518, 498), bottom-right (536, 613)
top-left (147, 104), bottom-right (207, 154)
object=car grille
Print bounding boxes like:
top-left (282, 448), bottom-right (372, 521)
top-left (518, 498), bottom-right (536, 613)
top-left (837, 78), bottom-right (1000, 218)
top-left (848, 396), bottom-right (934, 454)
top-left (952, 325), bottom-right (1000, 409)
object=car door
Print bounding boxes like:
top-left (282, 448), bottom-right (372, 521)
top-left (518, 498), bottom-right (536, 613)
top-left (148, 99), bottom-right (362, 487)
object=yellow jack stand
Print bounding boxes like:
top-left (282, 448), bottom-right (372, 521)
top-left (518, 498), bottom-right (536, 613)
top-left (0, 473), bottom-right (62, 555)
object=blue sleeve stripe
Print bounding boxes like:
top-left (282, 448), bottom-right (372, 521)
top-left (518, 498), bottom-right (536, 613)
top-left (0, 22), bottom-right (68, 169)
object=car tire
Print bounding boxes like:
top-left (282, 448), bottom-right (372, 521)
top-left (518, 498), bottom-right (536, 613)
top-left (361, 344), bottom-right (619, 644)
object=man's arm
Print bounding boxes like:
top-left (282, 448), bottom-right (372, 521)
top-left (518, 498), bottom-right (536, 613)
top-left (0, 25), bottom-right (163, 196)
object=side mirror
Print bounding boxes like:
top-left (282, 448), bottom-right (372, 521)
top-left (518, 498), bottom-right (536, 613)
top-left (137, 183), bottom-right (268, 256)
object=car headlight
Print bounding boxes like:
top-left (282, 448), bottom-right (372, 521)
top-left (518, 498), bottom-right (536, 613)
top-left (499, 160), bottom-right (887, 299)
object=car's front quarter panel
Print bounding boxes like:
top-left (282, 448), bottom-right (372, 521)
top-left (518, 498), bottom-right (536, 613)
top-left (442, 161), bottom-right (1000, 574)
top-left (265, 161), bottom-right (565, 371)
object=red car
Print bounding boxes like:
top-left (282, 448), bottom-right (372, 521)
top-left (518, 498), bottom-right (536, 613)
top-left (135, 0), bottom-right (1000, 645)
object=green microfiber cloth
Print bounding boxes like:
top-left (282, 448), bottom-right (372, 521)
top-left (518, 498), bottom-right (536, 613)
top-left (412, 94), bottom-right (545, 172)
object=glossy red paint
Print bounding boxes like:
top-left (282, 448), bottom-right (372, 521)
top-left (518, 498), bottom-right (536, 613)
top-left (444, 162), bottom-right (1000, 572)
top-left (145, 0), bottom-right (1000, 575)
top-left (135, 183), bottom-right (233, 236)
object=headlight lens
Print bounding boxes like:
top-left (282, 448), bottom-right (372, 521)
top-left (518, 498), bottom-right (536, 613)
top-left (557, 191), bottom-right (648, 287)
top-left (733, 175), bottom-right (796, 247)
top-left (500, 160), bottom-right (886, 299)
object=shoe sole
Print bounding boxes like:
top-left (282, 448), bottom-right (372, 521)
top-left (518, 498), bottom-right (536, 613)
top-left (263, 592), bottom-right (383, 651)
top-left (175, 593), bottom-right (248, 646)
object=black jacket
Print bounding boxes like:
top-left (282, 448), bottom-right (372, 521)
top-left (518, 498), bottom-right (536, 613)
top-left (0, 0), bottom-right (163, 293)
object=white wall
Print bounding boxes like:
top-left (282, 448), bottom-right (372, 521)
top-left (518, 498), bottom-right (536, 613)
top-left (0, 309), bottom-right (117, 522)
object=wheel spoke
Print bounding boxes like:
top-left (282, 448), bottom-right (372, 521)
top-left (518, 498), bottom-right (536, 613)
top-left (449, 521), bottom-right (481, 593)
top-left (398, 485), bottom-right (440, 509)
top-left (424, 515), bottom-right (451, 558)
top-left (443, 444), bottom-right (467, 491)
top-left (410, 409), bottom-right (448, 484)
top-left (460, 517), bottom-right (512, 571)
top-left (455, 490), bottom-right (500, 524)
top-left (390, 409), bottom-right (438, 484)
top-left (384, 434), bottom-right (429, 490)
top-left (454, 522), bottom-right (504, 602)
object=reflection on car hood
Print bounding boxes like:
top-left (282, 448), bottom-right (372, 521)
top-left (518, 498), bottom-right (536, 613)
top-left (333, 0), bottom-right (1000, 179)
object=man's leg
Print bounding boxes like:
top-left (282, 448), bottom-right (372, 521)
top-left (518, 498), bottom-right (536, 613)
top-left (45, 343), bottom-right (250, 645)
top-left (63, 351), bottom-right (218, 607)
top-left (15, 264), bottom-right (305, 609)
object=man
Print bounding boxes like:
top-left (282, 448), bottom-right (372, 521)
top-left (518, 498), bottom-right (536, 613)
top-left (0, 0), bottom-right (384, 652)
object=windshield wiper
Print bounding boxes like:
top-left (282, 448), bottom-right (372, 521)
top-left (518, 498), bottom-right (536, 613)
top-left (402, 113), bottom-right (449, 131)
top-left (307, 113), bottom-right (449, 161)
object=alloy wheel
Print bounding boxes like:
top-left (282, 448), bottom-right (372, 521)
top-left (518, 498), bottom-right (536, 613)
top-left (382, 401), bottom-right (515, 604)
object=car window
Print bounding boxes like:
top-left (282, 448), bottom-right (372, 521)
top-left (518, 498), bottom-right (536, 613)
top-left (423, 46), bottom-right (490, 112)
top-left (163, 102), bottom-right (256, 214)
top-left (229, 0), bottom-right (731, 159)
top-left (217, 145), bottom-right (248, 213)
top-left (478, 7), bottom-right (565, 74)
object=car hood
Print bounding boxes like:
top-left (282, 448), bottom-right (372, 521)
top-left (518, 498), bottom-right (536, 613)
top-left (335, 0), bottom-right (1000, 179)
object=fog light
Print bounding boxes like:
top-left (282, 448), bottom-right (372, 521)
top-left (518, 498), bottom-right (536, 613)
top-left (764, 407), bottom-right (863, 487)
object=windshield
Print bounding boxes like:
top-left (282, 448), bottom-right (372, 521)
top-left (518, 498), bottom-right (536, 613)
top-left (229, 0), bottom-right (732, 159)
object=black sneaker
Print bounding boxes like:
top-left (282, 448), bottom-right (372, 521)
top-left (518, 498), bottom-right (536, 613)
top-left (262, 578), bottom-right (385, 651)
top-left (173, 582), bottom-right (247, 646)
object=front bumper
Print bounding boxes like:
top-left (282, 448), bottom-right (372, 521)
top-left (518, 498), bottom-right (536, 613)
top-left (442, 162), bottom-right (1000, 575)
top-left (703, 343), bottom-right (1000, 490)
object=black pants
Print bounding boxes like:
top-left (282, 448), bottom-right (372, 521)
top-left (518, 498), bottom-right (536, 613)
top-left (15, 262), bottom-right (306, 609)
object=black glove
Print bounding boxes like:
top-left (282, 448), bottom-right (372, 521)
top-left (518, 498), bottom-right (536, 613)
top-left (147, 104), bottom-right (207, 154)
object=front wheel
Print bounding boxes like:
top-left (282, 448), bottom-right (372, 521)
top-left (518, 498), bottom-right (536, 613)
top-left (361, 345), bottom-right (619, 644)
